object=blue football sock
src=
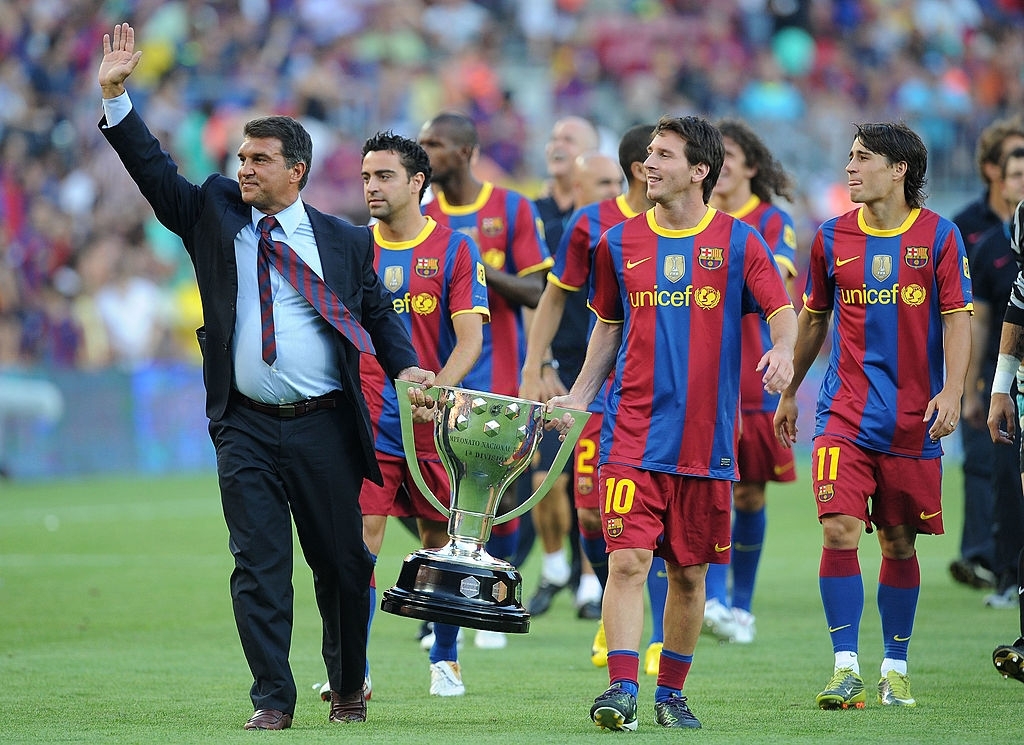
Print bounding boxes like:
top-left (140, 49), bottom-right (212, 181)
top-left (705, 561), bottom-right (729, 606)
top-left (486, 529), bottom-right (518, 564)
top-left (581, 533), bottom-right (609, 588)
top-left (878, 554), bottom-right (920, 661)
top-left (731, 506), bottom-right (765, 612)
top-left (647, 557), bottom-right (668, 644)
top-left (429, 622), bottom-right (460, 664)
top-left (819, 547), bottom-right (863, 654)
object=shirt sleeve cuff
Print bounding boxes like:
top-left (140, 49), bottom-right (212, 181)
top-left (101, 91), bottom-right (133, 128)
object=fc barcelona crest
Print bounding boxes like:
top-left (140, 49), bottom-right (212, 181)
top-left (663, 254), bottom-right (685, 283)
top-left (481, 217), bottom-right (504, 237)
top-left (415, 256), bottom-right (440, 278)
top-left (605, 516), bottom-right (624, 538)
top-left (383, 265), bottom-right (404, 293)
top-left (871, 255), bottom-right (892, 282)
top-left (698, 246), bottom-right (724, 270)
top-left (904, 245), bottom-right (929, 269)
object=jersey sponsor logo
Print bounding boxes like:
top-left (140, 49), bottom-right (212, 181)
top-left (415, 256), bottom-right (440, 278)
top-left (828, 624), bottom-right (851, 633)
top-left (605, 516), bottom-right (624, 538)
top-left (698, 246), bottom-right (724, 270)
top-left (626, 256), bottom-right (652, 269)
top-left (577, 475), bottom-right (593, 495)
top-left (817, 483), bottom-right (835, 502)
top-left (663, 254), bottom-right (685, 283)
top-left (383, 265), bottom-right (404, 293)
top-left (872, 255), bottom-right (892, 281)
top-left (481, 216), bottom-right (504, 237)
top-left (410, 292), bottom-right (438, 315)
top-left (904, 245), bottom-right (929, 268)
top-left (838, 282), bottom-right (926, 307)
top-left (900, 283), bottom-right (926, 306)
top-left (835, 255), bottom-right (860, 267)
top-left (714, 542), bottom-right (731, 553)
top-left (392, 292), bottom-right (438, 315)
top-left (919, 509), bottom-right (941, 520)
top-left (482, 248), bottom-right (506, 270)
top-left (695, 286), bottom-right (721, 310)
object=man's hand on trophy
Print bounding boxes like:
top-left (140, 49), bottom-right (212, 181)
top-left (398, 367), bottom-right (438, 423)
top-left (544, 395), bottom-right (580, 441)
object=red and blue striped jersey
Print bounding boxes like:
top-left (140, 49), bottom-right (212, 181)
top-left (550, 194), bottom-right (641, 414)
top-left (733, 196), bottom-right (798, 413)
top-left (424, 182), bottom-right (551, 395)
top-left (360, 217), bottom-right (489, 459)
top-left (590, 208), bottom-right (794, 479)
top-left (803, 207), bottom-right (973, 458)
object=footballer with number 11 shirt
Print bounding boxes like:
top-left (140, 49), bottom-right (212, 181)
top-left (774, 122), bottom-right (973, 712)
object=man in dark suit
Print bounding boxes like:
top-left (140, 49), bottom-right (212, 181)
top-left (98, 23), bottom-right (434, 730)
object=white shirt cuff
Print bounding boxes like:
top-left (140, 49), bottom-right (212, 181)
top-left (101, 91), bottom-right (133, 128)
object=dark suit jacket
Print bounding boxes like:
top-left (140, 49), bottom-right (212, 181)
top-left (100, 108), bottom-right (418, 484)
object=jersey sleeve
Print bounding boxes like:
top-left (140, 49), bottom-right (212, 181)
top-left (743, 228), bottom-right (794, 319)
top-left (935, 220), bottom-right (974, 314)
top-left (449, 232), bottom-right (491, 321)
top-left (801, 226), bottom-right (833, 314)
top-left (549, 209), bottom-right (593, 291)
top-left (588, 233), bottom-right (624, 323)
top-left (761, 208), bottom-right (798, 278)
top-left (509, 195), bottom-right (553, 277)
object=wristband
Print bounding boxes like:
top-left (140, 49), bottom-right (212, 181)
top-left (991, 353), bottom-right (1020, 396)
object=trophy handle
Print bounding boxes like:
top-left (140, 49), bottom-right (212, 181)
top-left (492, 405), bottom-right (591, 525)
top-left (395, 380), bottom-right (451, 519)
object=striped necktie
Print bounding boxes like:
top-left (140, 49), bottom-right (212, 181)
top-left (257, 215), bottom-right (375, 365)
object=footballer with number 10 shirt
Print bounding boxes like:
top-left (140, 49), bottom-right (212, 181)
top-left (549, 115), bottom-right (796, 732)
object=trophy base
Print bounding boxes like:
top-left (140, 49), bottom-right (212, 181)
top-left (380, 549), bottom-right (531, 633)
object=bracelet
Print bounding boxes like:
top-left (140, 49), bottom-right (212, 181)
top-left (992, 353), bottom-right (1020, 396)
top-left (541, 359), bottom-right (560, 371)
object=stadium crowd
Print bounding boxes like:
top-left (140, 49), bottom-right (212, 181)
top-left (0, 0), bottom-right (1023, 371)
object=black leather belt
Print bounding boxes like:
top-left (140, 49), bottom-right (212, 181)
top-left (231, 389), bottom-right (339, 418)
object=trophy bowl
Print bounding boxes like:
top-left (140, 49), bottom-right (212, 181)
top-left (380, 382), bottom-right (589, 633)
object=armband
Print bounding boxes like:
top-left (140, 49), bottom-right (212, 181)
top-left (991, 353), bottom-right (1020, 396)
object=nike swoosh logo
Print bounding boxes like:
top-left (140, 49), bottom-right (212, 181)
top-left (920, 510), bottom-right (941, 520)
top-left (828, 624), bottom-right (851, 633)
top-left (773, 462), bottom-right (794, 475)
top-left (893, 634), bottom-right (911, 642)
top-left (835, 255), bottom-right (860, 267)
top-left (626, 257), bottom-right (651, 269)
top-left (714, 542), bottom-right (731, 553)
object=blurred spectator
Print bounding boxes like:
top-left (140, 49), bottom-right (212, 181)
top-left (1, 0), bottom-right (1022, 375)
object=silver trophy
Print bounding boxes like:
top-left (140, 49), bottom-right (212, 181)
top-left (380, 381), bottom-right (590, 633)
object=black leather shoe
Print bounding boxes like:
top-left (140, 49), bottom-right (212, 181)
top-left (577, 599), bottom-right (602, 620)
top-left (244, 709), bottom-right (293, 730)
top-left (527, 579), bottom-right (567, 616)
top-left (329, 689), bottom-right (367, 723)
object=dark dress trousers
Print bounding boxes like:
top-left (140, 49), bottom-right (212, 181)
top-left (101, 108), bottom-right (418, 714)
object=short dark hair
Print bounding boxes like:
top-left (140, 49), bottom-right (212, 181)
top-left (424, 112), bottom-right (479, 149)
top-left (652, 115), bottom-right (724, 203)
top-left (243, 116), bottom-right (313, 190)
top-left (716, 118), bottom-right (794, 203)
top-left (362, 130), bottom-right (432, 202)
top-left (853, 122), bottom-right (928, 209)
top-left (618, 124), bottom-right (655, 186)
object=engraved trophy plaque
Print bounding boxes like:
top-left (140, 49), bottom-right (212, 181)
top-left (380, 381), bottom-right (589, 633)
